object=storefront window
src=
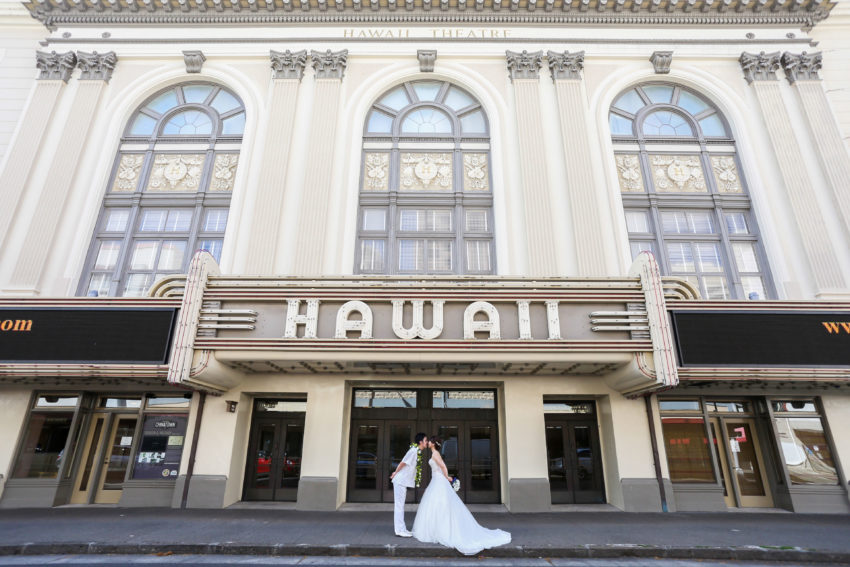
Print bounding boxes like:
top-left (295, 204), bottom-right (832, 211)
top-left (132, 414), bottom-right (188, 480)
top-left (660, 417), bottom-right (716, 483)
top-left (257, 400), bottom-right (307, 413)
top-left (707, 401), bottom-right (750, 413)
top-left (146, 396), bottom-right (191, 410)
top-left (354, 390), bottom-right (416, 408)
top-left (13, 412), bottom-right (74, 479)
top-left (433, 391), bottom-right (495, 409)
top-left (99, 397), bottom-right (142, 409)
top-left (35, 396), bottom-right (79, 408)
top-left (772, 400), bottom-right (838, 485)
top-left (658, 400), bottom-right (700, 412)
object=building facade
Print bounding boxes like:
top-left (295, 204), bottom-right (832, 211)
top-left (0, 0), bottom-right (849, 513)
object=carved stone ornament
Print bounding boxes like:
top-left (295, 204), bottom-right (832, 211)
top-left (739, 51), bottom-right (780, 84)
top-left (111, 154), bottom-right (145, 192)
top-left (546, 50), bottom-right (584, 81)
top-left (505, 50), bottom-right (544, 81)
top-left (651, 154), bottom-right (707, 193)
top-left (182, 50), bottom-right (206, 74)
top-left (463, 153), bottom-right (489, 191)
top-left (780, 51), bottom-right (822, 84)
top-left (363, 153), bottom-right (389, 191)
top-left (417, 49), bottom-right (437, 72)
top-left (35, 50), bottom-right (76, 82)
top-left (400, 153), bottom-right (453, 191)
top-left (310, 49), bottom-right (348, 79)
top-left (650, 50), bottom-right (673, 74)
top-left (615, 154), bottom-right (645, 193)
top-left (210, 154), bottom-right (239, 192)
top-left (76, 50), bottom-right (118, 82)
top-left (710, 155), bottom-right (743, 193)
top-left (146, 154), bottom-right (206, 192)
top-left (270, 49), bottom-right (308, 80)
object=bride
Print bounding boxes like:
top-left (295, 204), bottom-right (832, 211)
top-left (412, 436), bottom-right (511, 555)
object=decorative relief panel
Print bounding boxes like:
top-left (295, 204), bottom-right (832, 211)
top-left (210, 154), bottom-right (239, 192)
top-left (650, 155), bottom-right (707, 193)
top-left (111, 154), bottom-right (145, 192)
top-left (362, 153), bottom-right (389, 191)
top-left (400, 153), bottom-right (453, 191)
top-left (463, 153), bottom-right (489, 191)
top-left (710, 156), bottom-right (744, 193)
top-left (146, 154), bottom-right (206, 192)
top-left (615, 154), bottom-right (645, 193)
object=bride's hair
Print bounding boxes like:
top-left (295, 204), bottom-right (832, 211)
top-left (430, 436), bottom-right (443, 451)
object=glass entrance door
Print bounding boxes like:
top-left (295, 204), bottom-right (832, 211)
top-left (545, 416), bottom-right (605, 504)
top-left (710, 417), bottom-right (773, 508)
top-left (244, 413), bottom-right (305, 501)
top-left (94, 414), bottom-right (138, 504)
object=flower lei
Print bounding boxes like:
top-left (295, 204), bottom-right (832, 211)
top-left (410, 443), bottom-right (422, 487)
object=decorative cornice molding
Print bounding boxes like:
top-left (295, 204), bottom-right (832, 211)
top-left (506, 49), bottom-right (543, 81)
top-left (270, 49), bottom-right (308, 80)
top-left (546, 50), bottom-right (584, 81)
top-left (35, 50), bottom-right (76, 82)
top-left (417, 49), bottom-right (437, 72)
top-left (310, 48), bottom-right (348, 79)
top-left (739, 50), bottom-right (780, 84)
top-left (182, 49), bottom-right (206, 73)
top-left (25, 0), bottom-right (834, 28)
top-left (780, 51), bottom-right (822, 83)
top-left (650, 50), bottom-right (673, 74)
top-left (76, 50), bottom-right (118, 82)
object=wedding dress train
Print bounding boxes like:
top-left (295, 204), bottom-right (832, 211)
top-left (412, 457), bottom-right (511, 555)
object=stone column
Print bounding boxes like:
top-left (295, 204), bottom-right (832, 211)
top-left (244, 50), bottom-right (307, 274)
top-left (8, 51), bottom-right (117, 293)
top-left (781, 51), bottom-right (850, 244)
top-left (291, 49), bottom-right (347, 276)
top-left (739, 52), bottom-right (846, 294)
top-left (506, 50), bottom-right (559, 277)
top-left (0, 51), bottom-right (76, 251)
top-left (547, 51), bottom-right (608, 276)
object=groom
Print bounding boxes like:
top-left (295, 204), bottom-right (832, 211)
top-left (390, 432), bottom-right (428, 537)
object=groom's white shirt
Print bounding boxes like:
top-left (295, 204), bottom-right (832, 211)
top-left (393, 446), bottom-right (418, 488)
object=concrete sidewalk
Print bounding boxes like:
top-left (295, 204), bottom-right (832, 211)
top-left (0, 508), bottom-right (849, 563)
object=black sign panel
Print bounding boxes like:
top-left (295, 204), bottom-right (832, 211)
top-left (0, 308), bottom-right (177, 364)
top-left (671, 310), bottom-right (850, 367)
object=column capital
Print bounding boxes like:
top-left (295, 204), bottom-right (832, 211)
top-left (739, 51), bottom-right (780, 84)
top-left (182, 50), bottom-right (206, 74)
top-left (506, 50), bottom-right (543, 81)
top-left (546, 50), bottom-right (584, 81)
top-left (271, 49), bottom-right (308, 80)
top-left (76, 51), bottom-right (118, 82)
top-left (781, 51), bottom-right (822, 84)
top-left (36, 50), bottom-right (77, 83)
top-left (310, 49), bottom-right (348, 80)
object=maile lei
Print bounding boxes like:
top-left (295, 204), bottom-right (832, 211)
top-left (410, 443), bottom-right (423, 487)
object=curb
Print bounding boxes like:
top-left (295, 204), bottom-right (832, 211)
top-left (1, 543), bottom-right (849, 563)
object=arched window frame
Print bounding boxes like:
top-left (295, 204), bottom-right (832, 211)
top-left (357, 80), bottom-right (495, 275)
top-left (610, 82), bottom-right (775, 300)
top-left (78, 82), bottom-right (244, 297)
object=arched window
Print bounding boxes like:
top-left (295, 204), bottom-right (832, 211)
top-left (357, 80), bottom-right (494, 275)
top-left (79, 83), bottom-right (244, 297)
top-left (609, 83), bottom-right (773, 300)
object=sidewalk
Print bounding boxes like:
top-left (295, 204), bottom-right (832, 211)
top-left (1, 507), bottom-right (849, 563)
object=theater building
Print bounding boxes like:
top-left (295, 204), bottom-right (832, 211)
top-left (0, 0), bottom-right (849, 513)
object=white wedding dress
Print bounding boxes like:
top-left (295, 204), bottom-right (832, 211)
top-left (412, 457), bottom-right (511, 555)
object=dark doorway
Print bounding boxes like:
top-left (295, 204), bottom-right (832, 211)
top-left (544, 401), bottom-right (605, 504)
top-left (243, 399), bottom-right (306, 502)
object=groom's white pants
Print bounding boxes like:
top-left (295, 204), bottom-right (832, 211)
top-left (393, 483), bottom-right (408, 534)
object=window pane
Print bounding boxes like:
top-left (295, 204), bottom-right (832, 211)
top-left (94, 241), bottom-right (121, 270)
top-left (733, 242), bottom-right (760, 273)
top-left (430, 210), bottom-right (452, 232)
top-left (695, 243), bottom-right (724, 273)
top-left (147, 396), bottom-right (192, 409)
top-left (659, 400), bottom-right (701, 412)
top-left (87, 273), bottom-right (112, 297)
top-left (360, 239), bottom-right (385, 272)
top-left (400, 210), bottom-right (452, 232)
top-left (677, 90), bottom-right (710, 116)
top-left (625, 210), bottom-right (650, 233)
top-left (366, 110), bottom-right (393, 133)
top-left (699, 114), bottom-right (727, 137)
top-left (362, 209), bottom-right (386, 231)
top-left (132, 414), bottom-right (188, 481)
top-left (609, 114), bottom-right (633, 136)
top-left (35, 396), bottom-right (79, 408)
top-left (774, 417), bottom-right (838, 485)
top-left (129, 241), bottom-right (158, 271)
top-left (162, 110), bottom-right (213, 136)
top-left (641, 85), bottom-right (673, 104)
top-left (145, 89), bottom-right (179, 114)
top-left (706, 401), bottom-right (750, 413)
top-left (13, 412), bottom-right (74, 479)
top-left (165, 210), bottom-right (193, 232)
top-left (157, 241), bottom-right (187, 271)
top-left (702, 276), bottom-right (731, 299)
top-left (124, 273), bottom-right (155, 297)
top-left (544, 401), bottom-right (595, 414)
top-left (725, 212), bottom-right (749, 235)
top-left (181, 84), bottom-right (214, 104)
top-left (197, 239), bottom-right (223, 262)
top-left (612, 89), bottom-right (645, 115)
top-left (129, 114), bottom-right (157, 136)
top-left (428, 241), bottom-right (452, 271)
top-left (742, 276), bottom-right (765, 300)
top-left (222, 113), bottom-right (245, 136)
top-left (466, 240), bottom-right (491, 272)
top-left (465, 210), bottom-right (489, 233)
top-left (460, 110), bottom-right (486, 134)
top-left (642, 111), bottom-right (693, 137)
top-left (661, 417), bottom-right (716, 483)
top-left (378, 86), bottom-right (410, 111)
top-left (203, 209), bottom-right (229, 232)
top-left (630, 241), bottom-right (654, 260)
top-left (104, 209), bottom-right (130, 232)
top-left (662, 211), bottom-right (714, 234)
top-left (99, 397), bottom-right (142, 408)
top-left (412, 81), bottom-right (442, 102)
top-left (444, 87), bottom-right (476, 111)
top-left (433, 391), bottom-right (495, 409)
top-left (210, 89), bottom-right (242, 114)
top-left (398, 239), bottom-right (423, 271)
top-left (772, 400), bottom-right (818, 413)
top-left (667, 242), bottom-right (694, 273)
top-left (139, 210), bottom-right (168, 232)
top-left (401, 108), bottom-right (452, 135)
top-left (354, 389), bottom-right (417, 408)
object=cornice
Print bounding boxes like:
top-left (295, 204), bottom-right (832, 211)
top-left (22, 0), bottom-right (835, 29)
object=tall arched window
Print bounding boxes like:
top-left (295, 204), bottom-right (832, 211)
top-left (357, 80), bottom-right (494, 275)
top-left (609, 83), bottom-right (773, 300)
top-left (79, 83), bottom-right (244, 297)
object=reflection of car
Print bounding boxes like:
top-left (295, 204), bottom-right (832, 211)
top-left (283, 456), bottom-right (301, 474)
top-left (256, 451), bottom-right (271, 481)
top-left (356, 451), bottom-right (377, 479)
top-left (577, 448), bottom-right (593, 480)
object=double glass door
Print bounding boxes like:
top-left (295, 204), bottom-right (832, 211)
top-left (545, 416), bottom-right (604, 504)
top-left (244, 413), bottom-right (305, 501)
top-left (710, 417), bottom-right (773, 508)
top-left (71, 413), bottom-right (138, 504)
